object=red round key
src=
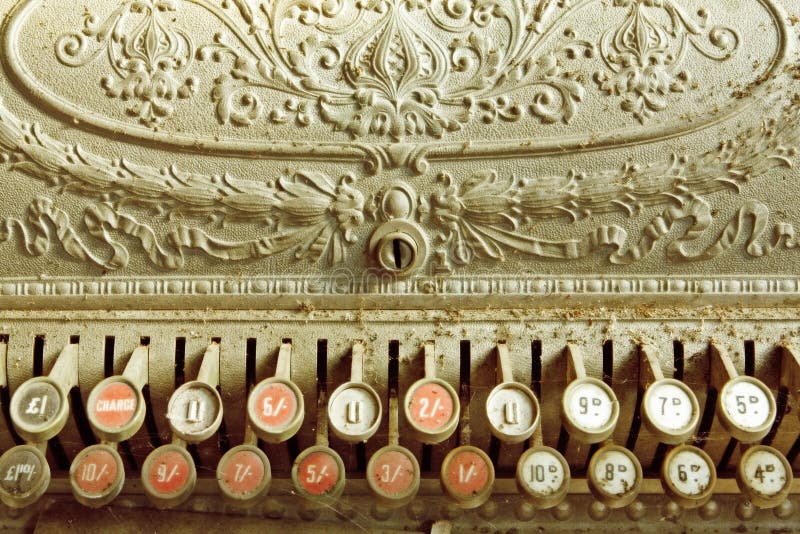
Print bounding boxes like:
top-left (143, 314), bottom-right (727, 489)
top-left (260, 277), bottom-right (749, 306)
top-left (367, 446), bottom-right (420, 504)
top-left (74, 447), bottom-right (119, 494)
top-left (253, 383), bottom-right (298, 430)
top-left (92, 381), bottom-right (138, 429)
top-left (441, 446), bottom-right (495, 509)
top-left (409, 382), bottom-right (455, 431)
top-left (148, 449), bottom-right (190, 495)
top-left (298, 451), bottom-right (339, 495)
top-left (292, 446), bottom-right (345, 501)
top-left (219, 447), bottom-right (267, 496)
top-left (142, 445), bottom-right (196, 509)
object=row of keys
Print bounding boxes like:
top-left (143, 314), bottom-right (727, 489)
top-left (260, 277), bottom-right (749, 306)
top-left (0, 339), bottom-right (794, 513)
top-left (0, 434), bottom-right (791, 516)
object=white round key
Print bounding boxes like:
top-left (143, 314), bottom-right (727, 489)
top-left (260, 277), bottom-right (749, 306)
top-left (562, 378), bottom-right (619, 443)
top-left (661, 445), bottom-right (715, 508)
top-left (588, 445), bottom-right (642, 508)
top-left (642, 379), bottom-right (699, 444)
top-left (736, 445), bottom-right (792, 509)
top-left (718, 376), bottom-right (775, 443)
top-left (328, 382), bottom-right (381, 443)
top-left (486, 383), bottom-right (540, 444)
top-left (516, 446), bottom-right (570, 509)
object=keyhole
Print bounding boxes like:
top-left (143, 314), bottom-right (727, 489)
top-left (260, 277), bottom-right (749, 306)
top-left (378, 233), bottom-right (417, 273)
top-left (392, 239), bottom-right (403, 270)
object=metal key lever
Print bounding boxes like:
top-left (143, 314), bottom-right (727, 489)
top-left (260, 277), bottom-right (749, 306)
top-left (638, 344), bottom-right (700, 445)
top-left (440, 347), bottom-right (495, 511)
top-left (9, 342), bottom-right (78, 443)
top-left (71, 344), bottom-right (149, 509)
top-left (328, 341), bottom-right (382, 443)
top-left (516, 417), bottom-right (571, 513)
top-left (247, 341), bottom-right (304, 444)
top-left (560, 347), bottom-right (641, 515)
top-left (167, 342), bottom-right (223, 443)
top-left (142, 341), bottom-right (222, 509)
top-left (404, 341), bottom-right (460, 444)
top-left (710, 344), bottom-right (776, 443)
top-left (486, 342), bottom-right (541, 444)
top-left (367, 386), bottom-right (420, 508)
top-left (0, 343), bottom-right (79, 508)
top-left (561, 343), bottom-right (619, 444)
top-left (86, 344), bottom-right (148, 443)
top-left (292, 359), bottom-right (346, 506)
top-left (779, 344), bottom-right (800, 410)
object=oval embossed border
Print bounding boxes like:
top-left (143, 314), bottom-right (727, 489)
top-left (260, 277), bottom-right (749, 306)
top-left (1, 0), bottom-right (793, 172)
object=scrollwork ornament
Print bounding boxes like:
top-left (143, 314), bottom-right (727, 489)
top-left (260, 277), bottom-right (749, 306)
top-left (46, 0), bottom-right (750, 140)
top-left (55, 0), bottom-right (198, 126)
top-left (594, 0), bottom-right (740, 122)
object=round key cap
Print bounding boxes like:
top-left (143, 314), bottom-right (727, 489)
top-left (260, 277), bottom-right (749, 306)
top-left (142, 444), bottom-right (196, 509)
top-left (0, 445), bottom-right (50, 508)
top-left (736, 445), bottom-right (792, 509)
top-left (441, 446), bottom-right (495, 509)
top-left (70, 444), bottom-right (125, 508)
top-left (642, 379), bottom-right (700, 445)
top-left (9, 377), bottom-right (69, 443)
top-left (166, 381), bottom-right (223, 443)
top-left (291, 446), bottom-right (346, 502)
top-left (404, 378), bottom-right (459, 444)
top-left (561, 377), bottom-right (619, 444)
top-left (661, 445), bottom-right (715, 509)
top-left (588, 444), bottom-right (642, 509)
top-left (328, 382), bottom-right (382, 443)
top-left (247, 378), bottom-right (304, 443)
top-left (217, 444), bottom-right (271, 508)
top-left (516, 446), bottom-right (571, 509)
top-left (717, 376), bottom-right (776, 443)
top-left (486, 382), bottom-right (540, 444)
top-left (367, 445), bottom-right (420, 506)
top-left (87, 377), bottom-right (145, 442)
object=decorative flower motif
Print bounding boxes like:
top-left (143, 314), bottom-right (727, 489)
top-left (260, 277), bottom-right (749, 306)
top-left (56, 0), bottom-right (197, 126)
top-left (595, 0), bottom-right (738, 122)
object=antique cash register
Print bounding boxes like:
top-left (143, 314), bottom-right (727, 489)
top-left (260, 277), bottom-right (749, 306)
top-left (0, 0), bottom-right (798, 531)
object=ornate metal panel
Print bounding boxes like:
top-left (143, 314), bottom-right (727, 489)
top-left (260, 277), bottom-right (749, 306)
top-left (0, 0), bottom-right (795, 308)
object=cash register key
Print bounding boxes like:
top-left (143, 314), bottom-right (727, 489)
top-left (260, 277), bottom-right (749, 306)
top-left (86, 377), bottom-right (145, 443)
top-left (69, 444), bottom-right (125, 508)
top-left (366, 445), bottom-right (420, 506)
top-left (561, 377), bottom-right (620, 444)
top-left (516, 446), bottom-right (571, 510)
top-left (0, 445), bottom-right (50, 509)
top-left (404, 378), bottom-right (460, 444)
top-left (587, 444), bottom-right (643, 509)
top-left (485, 382), bottom-right (540, 444)
top-left (291, 446), bottom-right (346, 502)
top-left (328, 381), bottom-right (382, 443)
top-left (660, 445), bottom-right (716, 509)
top-left (717, 376), bottom-right (776, 443)
top-left (641, 379), bottom-right (700, 445)
top-left (9, 378), bottom-right (68, 443)
top-left (440, 446), bottom-right (495, 510)
top-left (247, 378), bottom-right (305, 444)
top-left (216, 445), bottom-right (271, 508)
top-left (736, 445), bottom-right (793, 509)
top-left (166, 381), bottom-right (223, 443)
top-left (141, 444), bottom-right (197, 510)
